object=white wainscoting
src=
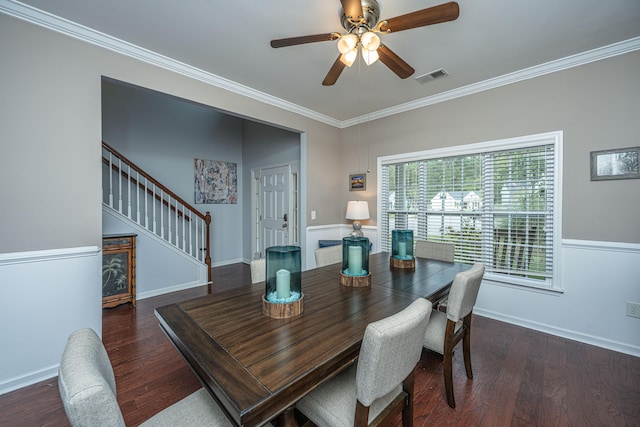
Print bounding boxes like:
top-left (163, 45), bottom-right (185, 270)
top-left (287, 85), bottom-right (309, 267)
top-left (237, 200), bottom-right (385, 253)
top-left (475, 239), bottom-right (640, 357)
top-left (103, 207), bottom-right (209, 300)
top-left (305, 224), bottom-right (379, 269)
top-left (0, 246), bottom-right (101, 395)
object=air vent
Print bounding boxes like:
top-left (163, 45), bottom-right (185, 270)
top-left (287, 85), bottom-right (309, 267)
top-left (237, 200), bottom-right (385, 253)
top-left (415, 68), bottom-right (448, 84)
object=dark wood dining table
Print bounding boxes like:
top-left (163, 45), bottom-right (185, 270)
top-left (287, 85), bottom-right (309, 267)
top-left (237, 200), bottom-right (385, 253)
top-left (155, 252), bottom-right (470, 427)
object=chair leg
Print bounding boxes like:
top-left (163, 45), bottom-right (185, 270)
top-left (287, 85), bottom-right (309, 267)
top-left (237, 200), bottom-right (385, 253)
top-left (354, 401), bottom-right (370, 427)
top-left (402, 372), bottom-right (415, 427)
top-left (443, 321), bottom-right (457, 408)
top-left (462, 315), bottom-right (473, 380)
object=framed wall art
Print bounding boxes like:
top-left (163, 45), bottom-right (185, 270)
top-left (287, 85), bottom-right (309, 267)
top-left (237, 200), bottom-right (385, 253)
top-left (349, 173), bottom-right (366, 191)
top-left (194, 158), bottom-right (238, 203)
top-left (590, 146), bottom-right (640, 181)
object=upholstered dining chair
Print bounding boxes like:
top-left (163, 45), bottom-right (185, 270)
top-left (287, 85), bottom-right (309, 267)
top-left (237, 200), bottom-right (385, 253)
top-left (296, 298), bottom-right (433, 427)
top-left (414, 239), bottom-right (455, 262)
top-left (58, 328), bottom-right (237, 427)
top-left (250, 258), bottom-right (265, 284)
top-left (414, 240), bottom-right (456, 311)
top-left (314, 244), bottom-right (342, 267)
top-left (422, 263), bottom-right (485, 408)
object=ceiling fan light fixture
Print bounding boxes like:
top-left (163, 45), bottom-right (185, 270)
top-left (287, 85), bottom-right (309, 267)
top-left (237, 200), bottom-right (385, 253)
top-left (337, 33), bottom-right (358, 54)
top-left (340, 48), bottom-right (358, 67)
top-left (360, 31), bottom-right (380, 51)
top-left (361, 48), bottom-right (379, 65)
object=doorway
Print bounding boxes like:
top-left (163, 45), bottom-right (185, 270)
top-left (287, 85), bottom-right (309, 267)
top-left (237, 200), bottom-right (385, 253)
top-left (252, 163), bottom-right (300, 259)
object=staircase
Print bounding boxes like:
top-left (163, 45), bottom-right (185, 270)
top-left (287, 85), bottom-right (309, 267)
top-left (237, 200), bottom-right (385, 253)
top-left (101, 142), bottom-right (211, 282)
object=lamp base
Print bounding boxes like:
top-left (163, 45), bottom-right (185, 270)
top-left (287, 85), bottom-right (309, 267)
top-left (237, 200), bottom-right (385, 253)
top-left (340, 271), bottom-right (371, 287)
top-left (262, 294), bottom-right (304, 319)
top-left (349, 220), bottom-right (364, 237)
top-left (390, 256), bottom-right (415, 270)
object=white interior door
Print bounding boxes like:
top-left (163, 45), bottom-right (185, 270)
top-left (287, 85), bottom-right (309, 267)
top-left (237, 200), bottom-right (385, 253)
top-left (260, 165), bottom-right (290, 253)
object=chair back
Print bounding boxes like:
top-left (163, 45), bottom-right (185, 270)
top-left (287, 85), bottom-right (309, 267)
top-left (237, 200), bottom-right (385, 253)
top-left (356, 298), bottom-right (432, 406)
top-left (250, 258), bottom-right (265, 284)
top-left (58, 328), bottom-right (126, 427)
top-left (446, 263), bottom-right (485, 322)
top-left (414, 240), bottom-right (455, 262)
top-left (315, 244), bottom-right (342, 267)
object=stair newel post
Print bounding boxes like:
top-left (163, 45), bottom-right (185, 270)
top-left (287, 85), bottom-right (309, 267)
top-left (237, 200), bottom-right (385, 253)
top-left (205, 211), bottom-right (212, 283)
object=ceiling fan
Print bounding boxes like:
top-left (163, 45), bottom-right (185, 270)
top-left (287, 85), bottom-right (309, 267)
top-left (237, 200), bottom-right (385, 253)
top-left (270, 0), bottom-right (460, 86)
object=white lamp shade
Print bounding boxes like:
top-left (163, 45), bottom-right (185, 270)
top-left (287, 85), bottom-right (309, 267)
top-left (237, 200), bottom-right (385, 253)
top-left (346, 201), bottom-right (370, 220)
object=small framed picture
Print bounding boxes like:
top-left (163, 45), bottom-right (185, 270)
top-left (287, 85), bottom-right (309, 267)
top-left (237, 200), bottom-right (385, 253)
top-left (590, 147), bottom-right (640, 181)
top-left (349, 173), bottom-right (366, 191)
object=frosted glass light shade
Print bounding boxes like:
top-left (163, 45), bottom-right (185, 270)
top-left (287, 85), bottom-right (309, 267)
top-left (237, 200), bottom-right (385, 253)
top-left (340, 48), bottom-right (358, 67)
top-left (337, 34), bottom-right (358, 54)
top-left (362, 48), bottom-right (379, 65)
top-left (360, 32), bottom-right (380, 51)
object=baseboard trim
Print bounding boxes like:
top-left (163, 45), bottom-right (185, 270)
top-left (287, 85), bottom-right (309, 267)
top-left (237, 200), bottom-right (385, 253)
top-left (137, 280), bottom-right (209, 300)
top-left (474, 308), bottom-right (640, 357)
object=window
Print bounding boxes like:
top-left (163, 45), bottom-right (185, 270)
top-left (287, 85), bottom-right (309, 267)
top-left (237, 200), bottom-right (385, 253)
top-left (379, 132), bottom-right (562, 291)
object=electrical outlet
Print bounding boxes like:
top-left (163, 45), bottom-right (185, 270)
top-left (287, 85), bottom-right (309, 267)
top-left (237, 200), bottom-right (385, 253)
top-left (627, 301), bottom-right (640, 319)
top-left (311, 210), bottom-right (316, 220)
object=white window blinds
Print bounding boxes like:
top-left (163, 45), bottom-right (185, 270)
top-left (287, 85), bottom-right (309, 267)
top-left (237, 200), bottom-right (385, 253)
top-left (380, 133), bottom-right (561, 290)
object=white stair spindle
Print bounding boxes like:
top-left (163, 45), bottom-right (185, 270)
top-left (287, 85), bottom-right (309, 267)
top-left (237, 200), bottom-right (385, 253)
top-left (127, 165), bottom-right (132, 219)
top-left (118, 158), bottom-right (123, 214)
top-left (108, 152), bottom-right (113, 207)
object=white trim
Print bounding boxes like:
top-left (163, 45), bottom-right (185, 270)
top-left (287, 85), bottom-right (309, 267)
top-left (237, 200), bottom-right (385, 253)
top-left (473, 308), bottom-right (640, 358)
top-left (0, 245), bottom-right (100, 265)
top-left (342, 38), bottom-right (640, 127)
top-left (137, 280), bottom-right (206, 300)
top-left (563, 239), bottom-right (640, 253)
top-left (377, 131), bottom-right (563, 291)
top-left (1, 1), bottom-right (638, 128)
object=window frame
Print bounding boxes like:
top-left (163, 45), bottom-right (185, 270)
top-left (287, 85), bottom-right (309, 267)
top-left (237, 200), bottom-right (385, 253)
top-left (377, 131), bottom-right (563, 292)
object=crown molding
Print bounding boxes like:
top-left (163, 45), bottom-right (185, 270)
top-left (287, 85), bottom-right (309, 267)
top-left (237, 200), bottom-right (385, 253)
top-left (0, 0), bottom-right (343, 128)
top-left (2, 0), bottom-right (638, 130)
top-left (341, 36), bottom-right (640, 128)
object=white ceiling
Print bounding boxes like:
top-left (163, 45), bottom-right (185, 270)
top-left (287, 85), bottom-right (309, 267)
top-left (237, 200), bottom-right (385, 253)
top-left (3, 0), bottom-right (640, 125)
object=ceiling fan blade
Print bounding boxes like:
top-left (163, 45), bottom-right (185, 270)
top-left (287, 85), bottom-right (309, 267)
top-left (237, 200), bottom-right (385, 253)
top-left (271, 33), bottom-right (339, 48)
top-left (322, 55), bottom-right (347, 86)
top-left (340, 0), bottom-right (365, 25)
top-left (377, 45), bottom-right (415, 79)
top-left (379, 1), bottom-right (460, 33)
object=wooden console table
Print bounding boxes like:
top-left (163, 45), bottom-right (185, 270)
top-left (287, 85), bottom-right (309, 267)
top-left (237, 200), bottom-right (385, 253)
top-left (102, 233), bottom-right (137, 308)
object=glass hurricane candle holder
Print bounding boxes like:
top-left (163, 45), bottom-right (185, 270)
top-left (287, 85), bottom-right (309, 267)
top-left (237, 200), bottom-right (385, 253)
top-left (390, 229), bottom-right (415, 269)
top-left (263, 245), bottom-right (303, 318)
top-left (340, 236), bottom-right (371, 287)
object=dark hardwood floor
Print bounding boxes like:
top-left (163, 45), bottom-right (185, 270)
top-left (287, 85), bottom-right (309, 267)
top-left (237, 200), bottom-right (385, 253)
top-left (1, 263), bottom-right (639, 426)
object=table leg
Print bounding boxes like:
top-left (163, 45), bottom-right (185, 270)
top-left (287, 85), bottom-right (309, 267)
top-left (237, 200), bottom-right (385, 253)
top-left (275, 407), bottom-right (299, 427)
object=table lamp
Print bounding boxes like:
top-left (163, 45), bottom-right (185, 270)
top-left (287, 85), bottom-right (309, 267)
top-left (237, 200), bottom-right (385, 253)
top-left (345, 201), bottom-right (369, 237)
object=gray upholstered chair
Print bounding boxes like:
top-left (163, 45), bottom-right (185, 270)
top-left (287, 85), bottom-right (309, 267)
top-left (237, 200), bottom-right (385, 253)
top-left (423, 263), bottom-right (485, 408)
top-left (414, 239), bottom-right (455, 262)
top-left (296, 298), bottom-right (432, 427)
top-left (314, 244), bottom-right (342, 267)
top-left (58, 328), bottom-right (235, 427)
top-left (250, 258), bottom-right (265, 284)
top-left (414, 240), bottom-right (456, 311)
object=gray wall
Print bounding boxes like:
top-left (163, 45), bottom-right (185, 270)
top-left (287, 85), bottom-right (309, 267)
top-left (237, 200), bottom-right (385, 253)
top-left (339, 51), bottom-right (640, 243)
top-left (102, 80), bottom-right (246, 265)
top-left (1, 11), bottom-right (638, 393)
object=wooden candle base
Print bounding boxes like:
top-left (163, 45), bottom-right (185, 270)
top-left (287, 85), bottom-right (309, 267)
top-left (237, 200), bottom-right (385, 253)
top-left (390, 256), bottom-right (416, 270)
top-left (262, 294), bottom-right (304, 319)
top-left (340, 272), bottom-right (371, 287)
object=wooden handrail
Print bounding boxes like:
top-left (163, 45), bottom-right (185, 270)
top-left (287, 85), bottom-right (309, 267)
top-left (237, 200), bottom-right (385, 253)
top-left (102, 141), bottom-right (211, 282)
